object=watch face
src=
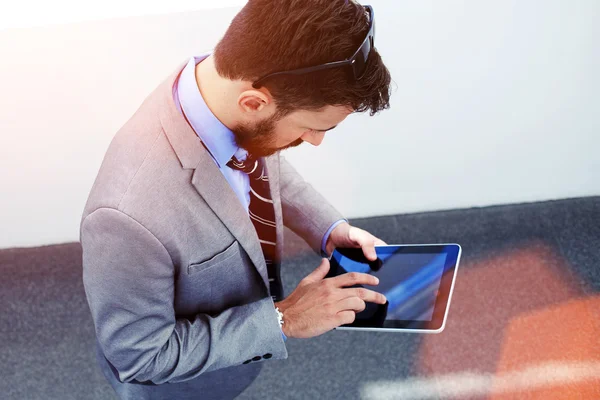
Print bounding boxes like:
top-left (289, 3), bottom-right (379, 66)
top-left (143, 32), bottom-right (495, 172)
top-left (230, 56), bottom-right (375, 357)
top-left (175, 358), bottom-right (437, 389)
top-left (275, 307), bottom-right (284, 324)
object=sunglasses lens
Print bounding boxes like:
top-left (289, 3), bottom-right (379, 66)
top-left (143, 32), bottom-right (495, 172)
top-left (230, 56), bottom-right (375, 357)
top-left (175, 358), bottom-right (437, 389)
top-left (353, 7), bottom-right (375, 80)
top-left (353, 34), bottom-right (372, 79)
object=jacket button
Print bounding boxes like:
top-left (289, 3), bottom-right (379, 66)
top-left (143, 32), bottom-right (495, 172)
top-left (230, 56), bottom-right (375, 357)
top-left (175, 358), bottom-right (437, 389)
top-left (243, 360), bottom-right (251, 364)
top-left (252, 356), bottom-right (262, 362)
top-left (263, 353), bottom-right (273, 359)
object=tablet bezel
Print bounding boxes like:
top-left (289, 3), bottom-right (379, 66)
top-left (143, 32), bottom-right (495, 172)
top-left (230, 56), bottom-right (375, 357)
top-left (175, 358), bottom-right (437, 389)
top-left (329, 243), bottom-right (462, 334)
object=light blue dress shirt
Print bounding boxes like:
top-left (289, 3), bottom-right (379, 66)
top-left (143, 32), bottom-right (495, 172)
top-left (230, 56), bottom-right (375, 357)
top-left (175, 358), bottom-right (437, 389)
top-left (173, 54), bottom-right (348, 340)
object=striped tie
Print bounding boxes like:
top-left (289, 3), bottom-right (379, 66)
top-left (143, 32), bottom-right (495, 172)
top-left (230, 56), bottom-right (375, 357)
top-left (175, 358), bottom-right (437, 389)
top-left (227, 154), bottom-right (284, 302)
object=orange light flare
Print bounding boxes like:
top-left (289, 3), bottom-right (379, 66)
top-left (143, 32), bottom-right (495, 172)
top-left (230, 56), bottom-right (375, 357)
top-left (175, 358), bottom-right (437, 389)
top-left (417, 240), bottom-right (598, 398)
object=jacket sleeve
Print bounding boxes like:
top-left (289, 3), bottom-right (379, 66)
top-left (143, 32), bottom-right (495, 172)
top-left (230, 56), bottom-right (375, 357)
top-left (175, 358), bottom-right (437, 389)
top-left (278, 155), bottom-right (346, 255)
top-left (81, 207), bottom-right (287, 385)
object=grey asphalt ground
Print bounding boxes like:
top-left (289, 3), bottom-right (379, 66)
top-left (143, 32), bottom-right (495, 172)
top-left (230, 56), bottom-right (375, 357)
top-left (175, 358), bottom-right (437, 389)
top-left (2, 196), bottom-right (598, 399)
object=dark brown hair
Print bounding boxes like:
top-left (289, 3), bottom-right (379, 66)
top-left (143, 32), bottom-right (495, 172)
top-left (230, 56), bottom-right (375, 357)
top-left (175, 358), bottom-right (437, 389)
top-left (213, 0), bottom-right (391, 116)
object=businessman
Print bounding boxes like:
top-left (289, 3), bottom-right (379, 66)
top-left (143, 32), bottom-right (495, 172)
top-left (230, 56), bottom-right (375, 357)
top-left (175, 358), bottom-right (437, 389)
top-left (80, 0), bottom-right (392, 398)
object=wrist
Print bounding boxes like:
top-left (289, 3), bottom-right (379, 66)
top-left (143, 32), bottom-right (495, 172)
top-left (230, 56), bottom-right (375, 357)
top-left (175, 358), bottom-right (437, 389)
top-left (325, 222), bottom-right (350, 256)
top-left (325, 238), bottom-right (334, 258)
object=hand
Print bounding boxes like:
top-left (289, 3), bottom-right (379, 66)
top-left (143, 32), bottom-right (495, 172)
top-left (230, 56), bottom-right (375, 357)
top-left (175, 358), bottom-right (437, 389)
top-left (274, 258), bottom-right (387, 339)
top-left (325, 222), bottom-right (387, 261)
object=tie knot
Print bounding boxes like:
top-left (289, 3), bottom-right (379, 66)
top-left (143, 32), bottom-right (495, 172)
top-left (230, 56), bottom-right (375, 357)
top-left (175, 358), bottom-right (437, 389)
top-left (227, 155), bottom-right (259, 175)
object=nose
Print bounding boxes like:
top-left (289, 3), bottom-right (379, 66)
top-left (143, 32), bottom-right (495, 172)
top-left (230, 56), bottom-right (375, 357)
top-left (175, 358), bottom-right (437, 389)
top-left (301, 131), bottom-right (325, 146)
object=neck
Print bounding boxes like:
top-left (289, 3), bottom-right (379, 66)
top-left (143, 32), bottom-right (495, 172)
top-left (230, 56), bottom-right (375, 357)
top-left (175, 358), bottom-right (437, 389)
top-left (194, 55), bottom-right (242, 131)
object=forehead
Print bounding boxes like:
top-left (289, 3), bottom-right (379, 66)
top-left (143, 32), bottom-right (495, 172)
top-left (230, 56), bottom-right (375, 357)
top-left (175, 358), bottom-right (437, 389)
top-left (284, 105), bottom-right (353, 128)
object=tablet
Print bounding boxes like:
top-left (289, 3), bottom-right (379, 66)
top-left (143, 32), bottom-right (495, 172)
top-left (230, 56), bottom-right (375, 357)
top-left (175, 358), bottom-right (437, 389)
top-left (327, 244), bottom-right (462, 333)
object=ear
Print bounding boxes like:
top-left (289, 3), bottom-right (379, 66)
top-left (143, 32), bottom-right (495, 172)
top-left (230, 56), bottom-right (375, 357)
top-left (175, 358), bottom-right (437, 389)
top-left (237, 89), bottom-right (272, 114)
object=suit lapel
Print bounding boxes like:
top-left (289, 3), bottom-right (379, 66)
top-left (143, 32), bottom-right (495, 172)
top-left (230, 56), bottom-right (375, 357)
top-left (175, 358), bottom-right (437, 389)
top-left (157, 61), bottom-right (282, 292)
top-left (190, 149), bottom-right (270, 290)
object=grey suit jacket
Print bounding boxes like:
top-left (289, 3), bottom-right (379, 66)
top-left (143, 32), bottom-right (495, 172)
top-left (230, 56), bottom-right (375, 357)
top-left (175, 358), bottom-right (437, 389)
top-left (80, 59), bottom-right (345, 399)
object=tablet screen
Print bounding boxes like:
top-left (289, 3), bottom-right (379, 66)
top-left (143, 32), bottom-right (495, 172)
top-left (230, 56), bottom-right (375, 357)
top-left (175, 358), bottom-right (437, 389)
top-left (327, 244), bottom-right (461, 331)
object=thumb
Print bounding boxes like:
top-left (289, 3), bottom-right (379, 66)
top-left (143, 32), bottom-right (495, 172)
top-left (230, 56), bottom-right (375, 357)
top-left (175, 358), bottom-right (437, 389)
top-left (304, 258), bottom-right (330, 284)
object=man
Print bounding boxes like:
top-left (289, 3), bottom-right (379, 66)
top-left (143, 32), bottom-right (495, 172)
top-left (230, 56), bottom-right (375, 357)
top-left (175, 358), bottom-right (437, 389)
top-left (80, 0), bottom-right (392, 398)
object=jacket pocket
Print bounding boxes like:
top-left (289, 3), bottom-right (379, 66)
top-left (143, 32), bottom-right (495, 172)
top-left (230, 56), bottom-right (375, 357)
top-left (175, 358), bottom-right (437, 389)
top-left (187, 240), bottom-right (241, 275)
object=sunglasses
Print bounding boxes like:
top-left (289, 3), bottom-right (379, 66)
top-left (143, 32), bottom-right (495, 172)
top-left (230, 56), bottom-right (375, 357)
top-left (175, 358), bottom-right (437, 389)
top-left (252, 5), bottom-right (375, 89)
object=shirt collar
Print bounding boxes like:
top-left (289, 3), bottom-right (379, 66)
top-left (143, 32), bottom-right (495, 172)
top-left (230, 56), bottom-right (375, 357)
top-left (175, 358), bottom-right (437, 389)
top-left (177, 54), bottom-right (247, 168)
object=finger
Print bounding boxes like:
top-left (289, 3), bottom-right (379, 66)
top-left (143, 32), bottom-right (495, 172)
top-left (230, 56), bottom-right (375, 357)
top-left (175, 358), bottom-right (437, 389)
top-left (373, 238), bottom-right (387, 246)
top-left (301, 258), bottom-right (330, 285)
top-left (337, 297), bottom-right (366, 313)
top-left (352, 231), bottom-right (378, 261)
top-left (331, 272), bottom-right (379, 288)
top-left (346, 287), bottom-right (387, 305)
top-left (336, 310), bottom-right (356, 326)
top-left (362, 244), bottom-right (378, 261)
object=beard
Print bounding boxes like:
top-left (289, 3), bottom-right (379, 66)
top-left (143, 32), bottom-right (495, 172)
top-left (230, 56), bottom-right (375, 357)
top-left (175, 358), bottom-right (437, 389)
top-left (231, 113), bottom-right (303, 158)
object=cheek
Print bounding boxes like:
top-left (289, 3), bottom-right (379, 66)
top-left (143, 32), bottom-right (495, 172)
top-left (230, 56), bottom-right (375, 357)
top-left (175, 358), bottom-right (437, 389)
top-left (274, 127), bottom-right (309, 146)
top-left (272, 120), bottom-right (300, 142)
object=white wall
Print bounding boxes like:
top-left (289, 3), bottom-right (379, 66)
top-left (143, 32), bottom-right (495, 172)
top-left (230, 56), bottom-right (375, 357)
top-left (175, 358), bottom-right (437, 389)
top-left (0, 0), bottom-right (247, 30)
top-left (1, 0), bottom-right (598, 249)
